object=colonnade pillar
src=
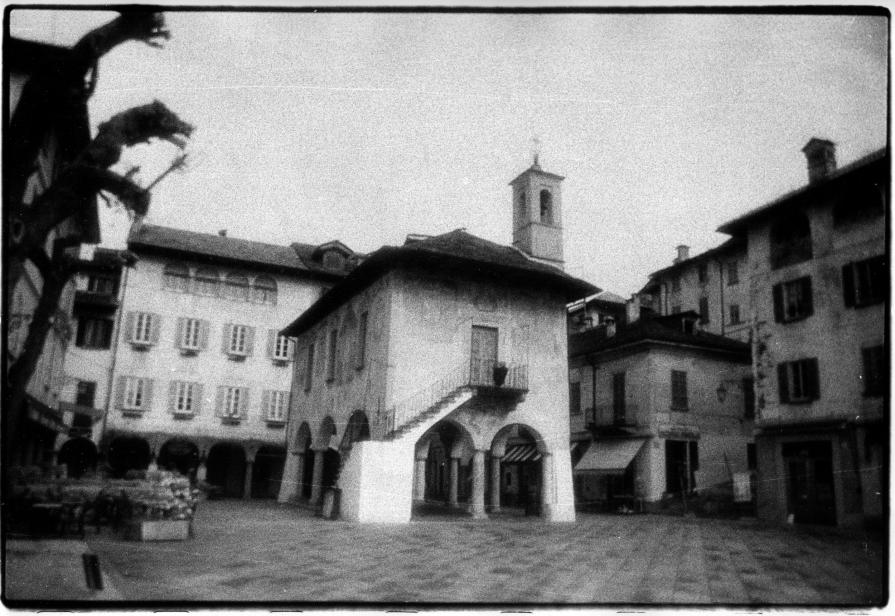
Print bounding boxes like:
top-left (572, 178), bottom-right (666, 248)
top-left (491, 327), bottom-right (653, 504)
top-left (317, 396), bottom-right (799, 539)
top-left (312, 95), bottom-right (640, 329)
top-left (489, 454), bottom-right (502, 512)
top-left (414, 456), bottom-right (427, 501)
top-left (309, 448), bottom-right (325, 505)
top-left (470, 449), bottom-right (487, 519)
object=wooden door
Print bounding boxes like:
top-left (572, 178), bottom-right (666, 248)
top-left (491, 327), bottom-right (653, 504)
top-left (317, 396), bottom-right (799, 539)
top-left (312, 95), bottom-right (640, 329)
top-left (470, 326), bottom-right (498, 385)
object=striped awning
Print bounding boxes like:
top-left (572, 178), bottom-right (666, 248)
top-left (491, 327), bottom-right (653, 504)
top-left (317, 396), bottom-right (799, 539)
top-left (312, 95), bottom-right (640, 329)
top-left (503, 444), bottom-right (542, 463)
top-left (575, 438), bottom-right (646, 474)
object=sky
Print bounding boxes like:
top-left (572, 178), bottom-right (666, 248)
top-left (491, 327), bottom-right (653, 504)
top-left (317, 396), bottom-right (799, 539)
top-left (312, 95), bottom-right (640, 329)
top-left (10, 7), bottom-right (889, 296)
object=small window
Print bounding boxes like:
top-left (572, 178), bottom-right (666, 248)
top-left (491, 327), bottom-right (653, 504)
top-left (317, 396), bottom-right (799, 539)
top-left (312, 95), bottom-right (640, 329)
top-left (224, 273), bottom-right (249, 301)
top-left (698, 263), bottom-right (708, 284)
top-left (569, 381), bottom-right (581, 416)
top-left (742, 377), bottom-right (755, 419)
top-left (179, 318), bottom-right (205, 351)
top-left (265, 390), bottom-right (289, 423)
top-left (356, 312), bottom-right (369, 369)
top-left (253, 276), bottom-right (278, 305)
top-left (271, 333), bottom-right (292, 361)
top-left (76, 381), bottom-right (97, 407)
top-left (729, 304), bottom-right (742, 325)
top-left (326, 329), bottom-right (338, 381)
top-left (613, 372), bottom-right (626, 424)
top-left (194, 267), bottom-right (220, 296)
top-left (698, 297), bottom-right (710, 324)
top-left (539, 189), bottom-right (553, 224)
top-left (87, 274), bottom-right (116, 295)
top-left (76, 317), bottom-right (113, 349)
top-left (843, 256), bottom-right (885, 308)
top-left (671, 370), bottom-right (688, 411)
top-left (304, 343), bottom-right (315, 391)
top-left (170, 381), bottom-right (199, 415)
top-left (227, 324), bottom-right (252, 356)
top-left (163, 264), bottom-right (190, 293)
top-left (727, 261), bottom-right (739, 286)
top-left (770, 212), bottom-right (812, 269)
top-left (773, 277), bottom-right (813, 323)
top-left (777, 358), bottom-right (820, 403)
top-left (517, 191), bottom-right (526, 218)
top-left (219, 386), bottom-right (247, 419)
top-left (862, 345), bottom-right (885, 397)
top-left (129, 312), bottom-right (157, 346)
top-left (118, 376), bottom-right (152, 411)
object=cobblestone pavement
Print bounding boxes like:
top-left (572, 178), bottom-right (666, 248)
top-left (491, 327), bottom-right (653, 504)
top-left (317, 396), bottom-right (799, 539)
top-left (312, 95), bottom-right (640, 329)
top-left (84, 500), bottom-right (884, 605)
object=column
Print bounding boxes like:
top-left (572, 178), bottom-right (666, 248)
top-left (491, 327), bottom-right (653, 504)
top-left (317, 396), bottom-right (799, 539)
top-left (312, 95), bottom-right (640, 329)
top-left (470, 450), bottom-right (487, 519)
top-left (540, 452), bottom-right (553, 517)
top-left (294, 453), bottom-right (306, 501)
top-left (196, 459), bottom-right (208, 482)
top-left (309, 449), bottom-right (325, 505)
top-left (414, 457), bottom-right (427, 502)
top-left (448, 457), bottom-right (459, 507)
top-left (243, 459), bottom-right (254, 499)
top-left (489, 454), bottom-right (502, 512)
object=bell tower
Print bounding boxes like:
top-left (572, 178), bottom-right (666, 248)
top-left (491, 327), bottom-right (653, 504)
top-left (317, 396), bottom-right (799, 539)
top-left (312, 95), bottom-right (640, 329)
top-left (510, 154), bottom-right (565, 269)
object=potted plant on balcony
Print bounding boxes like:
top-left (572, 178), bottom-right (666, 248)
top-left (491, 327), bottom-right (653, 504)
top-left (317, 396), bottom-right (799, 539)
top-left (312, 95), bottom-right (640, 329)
top-left (492, 362), bottom-right (508, 387)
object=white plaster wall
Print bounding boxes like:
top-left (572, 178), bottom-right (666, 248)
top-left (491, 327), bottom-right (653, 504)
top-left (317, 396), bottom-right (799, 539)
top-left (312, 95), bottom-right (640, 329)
top-left (340, 440), bottom-right (415, 523)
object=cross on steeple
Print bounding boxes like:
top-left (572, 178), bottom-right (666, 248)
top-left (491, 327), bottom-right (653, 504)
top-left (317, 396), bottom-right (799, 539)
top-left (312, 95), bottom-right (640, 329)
top-left (531, 136), bottom-right (541, 169)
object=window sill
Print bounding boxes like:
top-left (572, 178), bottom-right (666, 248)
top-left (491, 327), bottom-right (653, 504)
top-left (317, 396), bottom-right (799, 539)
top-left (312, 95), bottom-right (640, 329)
top-left (782, 398), bottom-right (815, 405)
top-left (780, 314), bottom-right (812, 324)
top-left (221, 417), bottom-right (242, 425)
top-left (227, 354), bottom-right (247, 362)
top-left (121, 410), bottom-right (144, 417)
top-left (180, 349), bottom-right (199, 357)
top-left (172, 412), bottom-right (195, 420)
top-left (265, 420), bottom-right (286, 428)
top-left (130, 342), bottom-right (151, 351)
top-left (271, 358), bottom-right (290, 366)
top-left (852, 299), bottom-right (884, 309)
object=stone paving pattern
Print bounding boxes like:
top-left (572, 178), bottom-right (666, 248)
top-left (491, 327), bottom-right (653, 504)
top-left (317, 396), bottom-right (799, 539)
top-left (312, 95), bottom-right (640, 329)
top-left (79, 500), bottom-right (886, 605)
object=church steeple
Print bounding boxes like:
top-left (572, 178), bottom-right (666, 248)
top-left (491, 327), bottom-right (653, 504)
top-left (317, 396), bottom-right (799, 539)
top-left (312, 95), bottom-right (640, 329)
top-left (509, 156), bottom-right (565, 269)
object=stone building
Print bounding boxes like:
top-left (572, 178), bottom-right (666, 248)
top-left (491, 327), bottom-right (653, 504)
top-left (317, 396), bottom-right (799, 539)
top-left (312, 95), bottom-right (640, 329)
top-left (717, 139), bottom-right (886, 527)
top-left (568, 311), bottom-right (754, 511)
top-left (278, 162), bottom-right (596, 522)
top-left (101, 222), bottom-right (354, 498)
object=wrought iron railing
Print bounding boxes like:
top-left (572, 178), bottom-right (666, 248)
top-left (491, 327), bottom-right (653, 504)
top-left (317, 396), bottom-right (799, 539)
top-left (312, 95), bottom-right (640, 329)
top-left (381, 360), bottom-right (528, 436)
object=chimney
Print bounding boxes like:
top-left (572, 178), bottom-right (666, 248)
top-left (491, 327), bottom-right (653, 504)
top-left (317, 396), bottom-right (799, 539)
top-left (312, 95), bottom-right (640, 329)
top-left (802, 138), bottom-right (837, 184)
top-left (626, 294), bottom-right (640, 325)
top-left (218, 229), bottom-right (227, 237)
top-left (605, 316), bottom-right (616, 338)
top-left (674, 245), bottom-right (690, 264)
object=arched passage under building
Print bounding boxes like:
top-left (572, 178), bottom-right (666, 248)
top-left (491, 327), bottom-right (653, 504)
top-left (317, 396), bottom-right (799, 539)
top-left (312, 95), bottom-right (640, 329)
top-left (206, 442), bottom-right (246, 498)
top-left (413, 420), bottom-right (475, 517)
top-left (252, 445), bottom-right (286, 499)
top-left (58, 438), bottom-right (98, 479)
top-left (295, 423), bottom-right (314, 500)
top-left (107, 435), bottom-right (151, 477)
top-left (490, 424), bottom-right (545, 516)
top-left (158, 439), bottom-right (200, 478)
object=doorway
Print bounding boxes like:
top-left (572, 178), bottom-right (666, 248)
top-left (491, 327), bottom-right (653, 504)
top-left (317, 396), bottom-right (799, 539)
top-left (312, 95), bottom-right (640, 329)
top-left (783, 441), bottom-right (836, 525)
top-left (471, 325), bottom-right (498, 385)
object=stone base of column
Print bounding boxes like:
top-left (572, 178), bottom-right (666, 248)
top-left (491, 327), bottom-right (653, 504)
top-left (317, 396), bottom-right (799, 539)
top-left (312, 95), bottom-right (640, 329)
top-left (470, 509), bottom-right (488, 520)
top-left (542, 502), bottom-right (576, 522)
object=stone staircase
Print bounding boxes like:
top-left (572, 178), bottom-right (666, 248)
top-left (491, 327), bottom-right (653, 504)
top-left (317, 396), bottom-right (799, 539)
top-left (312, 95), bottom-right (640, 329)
top-left (383, 387), bottom-right (474, 441)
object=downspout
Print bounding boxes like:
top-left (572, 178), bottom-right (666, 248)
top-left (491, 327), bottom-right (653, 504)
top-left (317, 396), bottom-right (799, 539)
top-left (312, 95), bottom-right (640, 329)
top-left (98, 255), bottom-right (132, 454)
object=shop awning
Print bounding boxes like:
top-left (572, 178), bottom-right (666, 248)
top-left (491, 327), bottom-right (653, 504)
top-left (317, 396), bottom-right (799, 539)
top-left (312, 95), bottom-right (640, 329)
top-left (575, 438), bottom-right (646, 474)
top-left (503, 444), bottom-right (541, 463)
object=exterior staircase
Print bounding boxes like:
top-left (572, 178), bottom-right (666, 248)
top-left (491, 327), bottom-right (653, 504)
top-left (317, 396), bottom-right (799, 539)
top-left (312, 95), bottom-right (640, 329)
top-left (383, 387), bottom-right (474, 441)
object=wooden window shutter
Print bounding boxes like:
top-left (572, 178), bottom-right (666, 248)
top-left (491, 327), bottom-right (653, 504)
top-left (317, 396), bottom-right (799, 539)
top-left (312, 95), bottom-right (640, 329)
top-left (115, 376), bottom-right (127, 408)
top-left (176, 318), bottom-right (185, 348)
top-left (772, 283), bottom-right (784, 322)
top-left (125, 312), bottom-right (136, 342)
top-left (807, 358), bottom-right (820, 400)
top-left (149, 314), bottom-right (161, 345)
top-left (168, 381), bottom-right (178, 411)
top-left (288, 338), bottom-right (296, 361)
top-left (215, 386), bottom-right (225, 417)
top-left (261, 390), bottom-right (271, 416)
top-left (777, 363), bottom-right (790, 403)
top-left (267, 329), bottom-right (276, 358)
top-left (245, 327), bottom-right (255, 356)
top-left (222, 323), bottom-right (232, 354)
top-left (802, 277), bottom-right (814, 317)
top-left (842, 263), bottom-right (856, 307)
top-left (199, 320), bottom-right (210, 350)
top-left (193, 383), bottom-right (204, 414)
top-left (143, 379), bottom-right (154, 410)
top-left (239, 387), bottom-right (249, 418)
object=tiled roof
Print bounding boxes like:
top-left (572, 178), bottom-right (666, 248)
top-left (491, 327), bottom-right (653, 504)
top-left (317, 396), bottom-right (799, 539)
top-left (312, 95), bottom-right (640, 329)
top-left (647, 237), bottom-right (745, 280)
top-left (569, 315), bottom-right (750, 359)
top-left (717, 147), bottom-right (888, 235)
top-left (127, 223), bottom-right (350, 279)
top-left (283, 229), bottom-right (599, 336)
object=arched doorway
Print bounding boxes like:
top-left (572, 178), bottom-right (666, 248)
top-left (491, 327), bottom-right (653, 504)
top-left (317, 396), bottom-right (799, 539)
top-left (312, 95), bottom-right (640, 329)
top-left (343, 411), bottom-right (371, 447)
top-left (490, 424), bottom-right (544, 515)
top-left (413, 420), bottom-right (475, 516)
top-left (107, 436), bottom-right (151, 477)
top-left (158, 439), bottom-right (199, 478)
top-left (58, 438), bottom-right (98, 478)
top-left (319, 416), bottom-right (340, 492)
top-left (295, 423), bottom-right (314, 500)
top-left (206, 442), bottom-right (246, 498)
top-left (252, 445), bottom-right (286, 499)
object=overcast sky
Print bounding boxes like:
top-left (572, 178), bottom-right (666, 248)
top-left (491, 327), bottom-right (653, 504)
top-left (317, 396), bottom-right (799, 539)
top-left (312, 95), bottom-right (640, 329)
top-left (11, 8), bottom-right (888, 296)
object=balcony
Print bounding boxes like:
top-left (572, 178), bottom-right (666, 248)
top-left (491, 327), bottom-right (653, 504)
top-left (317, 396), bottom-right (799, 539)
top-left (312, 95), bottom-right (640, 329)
top-left (468, 361), bottom-right (528, 399)
top-left (74, 290), bottom-right (118, 311)
top-left (585, 403), bottom-right (648, 437)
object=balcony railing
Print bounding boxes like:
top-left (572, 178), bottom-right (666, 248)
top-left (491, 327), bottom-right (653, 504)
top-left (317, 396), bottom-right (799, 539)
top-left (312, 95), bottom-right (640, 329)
top-left (586, 403), bottom-right (643, 431)
top-left (74, 290), bottom-right (119, 310)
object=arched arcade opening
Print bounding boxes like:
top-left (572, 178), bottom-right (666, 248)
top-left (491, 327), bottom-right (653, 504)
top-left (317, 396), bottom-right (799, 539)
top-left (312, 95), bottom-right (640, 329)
top-left (58, 438), bottom-right (98, 479)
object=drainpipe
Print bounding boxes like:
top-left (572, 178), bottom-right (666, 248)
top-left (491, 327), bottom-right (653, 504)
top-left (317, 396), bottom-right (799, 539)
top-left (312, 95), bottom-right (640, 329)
top-left (98, 253), bottom-right (134, 456)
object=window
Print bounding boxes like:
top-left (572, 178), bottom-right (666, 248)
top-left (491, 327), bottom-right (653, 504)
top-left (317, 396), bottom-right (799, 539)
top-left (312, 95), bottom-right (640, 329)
top-left (356, 312), bottom-right (368, 369)
top-left (225, 324), bottom-right (253, 356)
top-left (862, 345), bottom-right (885, 397)
top-left (742, 377), bottom-right (755, 419)
top-left (178, 318), bottom-right (207, 351)
top-left (729, 304), bottom-right (742, 325)
top-left (218, 386), bottom-right (248, 419)
top-left (569, 380), bottom-right (581, 416)
top-left (747, 443), bottom-right (757, 470)
top-left (698, 297), bottom-right (709, 324)
top-left (163, 263), bottom-right (190, 293)
top-left (778, 358), bottom-right (820, 403)
top-left (304, 343), bottom-right (315, 391)
top-left (613, 372), bottom-right (626, 424)
top-left (169, 381), bottom-right (200, 415)
top-left (76, 317), bottom-right (112, 348)
top-left (117, 376), bottom-right (152, 411)
top-left (76, 381), bottom-right (97, 407)
top-left (128, 312), bottom-right (158, 346)
top-left (326, 329), bottom-right (338, 381)
top-left (87, 274), bottom-right (115, 295)
top-left (193, 267), bottom-right (220, 296)
top-left (698, 263), bottom-right (708, 283)
top-left (517, 191), bottom-right (526, 218)
top-left (224, 273), bottom-right (249, 301)
top-left (270, 332), bottom-right (293, 362)
top-left (773, 277), bottom-right (813, 322)
top-left (264, 390), bottom-right (289, 423)
top-left (843, 256), bottom-right (885, 308)
top-left (539, 189), bottom-right (553, 224)
top-left (671, 370), bottom-right (688, 410)
top-left (252, 276), bottom-right (277, 305)
top-left (770, 212), bottom-right (812, 269)
top-left (727, 261), bottom-right (739, 285)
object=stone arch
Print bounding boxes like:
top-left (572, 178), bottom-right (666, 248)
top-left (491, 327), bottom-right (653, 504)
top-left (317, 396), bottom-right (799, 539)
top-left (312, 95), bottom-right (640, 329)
top-left (413, 419), bottom-right (476, 512)
top-left (539, 189), bottom-right (553, 224)
top-left (58, 438), bottom-right (98, 479)
top-left (107, 435), bottom-right (151, 477)
top-left (342, 410), bottom-right (370, 449)
top-left (206, 442), bottom-right (247, 498)
top-left (317, 416), bottom-right (338, 449)
top-left (488, 423), bottom-right (546, 514)
top-left (252, 444), bottom-right (286, 499)
top-left (157, 438), bottom-right (200, 478)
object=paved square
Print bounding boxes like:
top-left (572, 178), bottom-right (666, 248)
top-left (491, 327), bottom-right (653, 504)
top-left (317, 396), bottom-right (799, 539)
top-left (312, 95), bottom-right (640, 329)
top-left (84, 500), bottom-right (884, 605)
